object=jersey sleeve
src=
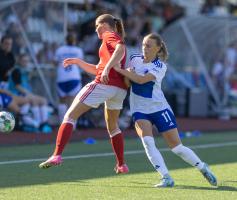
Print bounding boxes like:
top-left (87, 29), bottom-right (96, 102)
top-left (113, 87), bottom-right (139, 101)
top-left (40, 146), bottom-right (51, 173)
top-left (128, 59), bottom-right (135, 71)
top-left (128, 54), bottom-right (142, 71)
top-left (148, 63), bottom-right (166, 82)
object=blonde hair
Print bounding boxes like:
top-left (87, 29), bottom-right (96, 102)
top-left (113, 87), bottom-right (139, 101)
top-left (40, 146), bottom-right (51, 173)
top-left (96, 14), bottom-right (125, 40)
top-left (145, 33), bottom-right (169, 61)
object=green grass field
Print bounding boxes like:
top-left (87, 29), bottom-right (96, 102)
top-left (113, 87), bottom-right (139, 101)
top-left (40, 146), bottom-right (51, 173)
top-left (0, 132), bottom-right (237, 200)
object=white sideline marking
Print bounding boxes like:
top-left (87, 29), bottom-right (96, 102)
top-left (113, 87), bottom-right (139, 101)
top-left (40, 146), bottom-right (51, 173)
top-left (0, 141), bottom-right (237, 166)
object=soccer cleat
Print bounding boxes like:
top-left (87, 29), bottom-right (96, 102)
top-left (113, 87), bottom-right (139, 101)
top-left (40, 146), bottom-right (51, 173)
top-left (39, 155), bottom-right (62, 169)
top-left (114, 164), bottom-right (129, 174)
top-left (154, 174), bottom-right (175, 188)
top-left (200, 163), bottom-right (217, 186)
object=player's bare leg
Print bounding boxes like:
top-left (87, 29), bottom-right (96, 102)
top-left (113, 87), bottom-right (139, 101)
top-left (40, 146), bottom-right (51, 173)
top-left (39, 102), bottom-right (91, 169)
top-left (105, 108), bottom-right (129, 174)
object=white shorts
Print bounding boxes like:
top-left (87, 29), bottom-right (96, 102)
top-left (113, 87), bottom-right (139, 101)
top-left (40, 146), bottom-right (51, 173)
top-left (75, 81), bottom-right (127, 110)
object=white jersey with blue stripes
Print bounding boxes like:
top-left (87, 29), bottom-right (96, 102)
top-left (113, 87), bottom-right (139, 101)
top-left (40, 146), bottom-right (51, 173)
top-left (55, 45), bottom-right (84, 83)
top-left (129, 54), bottom-right (170, 114)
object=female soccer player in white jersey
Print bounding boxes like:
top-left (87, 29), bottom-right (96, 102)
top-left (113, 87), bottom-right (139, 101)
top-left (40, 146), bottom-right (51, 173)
top-left (114, 33), bottom-right (217, 187)
top-left (54, 33), bottom-right (84, 122)
top-left (39, 14), bottom-right (129, 174)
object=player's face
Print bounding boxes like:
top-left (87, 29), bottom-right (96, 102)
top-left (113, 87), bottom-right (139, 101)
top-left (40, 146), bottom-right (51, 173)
top-left (95, 21), bottom-right (106, 39)
top-left (142, 37), bottom-right (160, 61)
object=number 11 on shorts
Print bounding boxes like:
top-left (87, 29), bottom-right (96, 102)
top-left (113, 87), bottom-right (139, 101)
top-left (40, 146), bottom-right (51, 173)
top-left (161, 111), bottom-right (171, 123)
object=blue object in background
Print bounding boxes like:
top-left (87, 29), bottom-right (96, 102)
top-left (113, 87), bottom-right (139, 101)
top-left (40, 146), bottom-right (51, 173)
top-left (41, 124), bottom-right (53, 134)
top-left (83, 137), bottom-right (96, 145)
top-left (179, 132), bottom-right (186, 139)
top-left (179, 130), bottom-right (202, 139)
top-left (21, 125), bottom-right (39, 133)
top-left (192, 130), bottom-right (202, 137)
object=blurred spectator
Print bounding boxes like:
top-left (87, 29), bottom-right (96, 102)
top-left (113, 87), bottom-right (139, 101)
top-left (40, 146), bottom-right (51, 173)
top-left (0, 35), bottom-right (40, 130)
top-left (8, 53), bottom-right (52, 133)
top-left (211, 56), bottom-right (225, 95)
top-left (229, 73), bottom-right (237, 100)
top-left (54, 33), bottom-right (84, 122)
top-left (182, 66), bottom-right (206, 88)
top-left (201, 0), bottom-right (229, 16)
top-left (229, 3), bottom-right (237, 16)
top-left (224, 43), bottom-right (237, 80)
top-left (0, 35), bottom-right (15, 87)
top-left (12, 35), bottom-right (28, 55)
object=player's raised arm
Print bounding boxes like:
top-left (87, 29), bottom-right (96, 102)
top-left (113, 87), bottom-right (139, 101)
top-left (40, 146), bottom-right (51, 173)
top-left (63, 58), bottom-right (97, 75)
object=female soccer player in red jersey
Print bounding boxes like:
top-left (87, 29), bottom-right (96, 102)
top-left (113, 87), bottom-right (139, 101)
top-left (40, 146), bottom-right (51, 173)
top-left (39, 14), bottom-right (129, 173)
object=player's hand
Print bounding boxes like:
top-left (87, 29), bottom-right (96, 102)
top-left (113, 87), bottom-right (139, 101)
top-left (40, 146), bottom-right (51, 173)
top-left (100, 68), bottom-right (110, 84)
top-left (113, 67), bottom-right (120, 72)
top-left (63, 58), bottom-right (78, 68)
top-left (113, 64), bottom-right (121, 72)
top-left (127, 67), bottom-right (135, 73)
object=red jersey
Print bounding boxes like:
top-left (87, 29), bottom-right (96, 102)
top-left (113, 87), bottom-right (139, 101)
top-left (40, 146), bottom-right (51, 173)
top-left (94, 31), bottom-right (127, 90)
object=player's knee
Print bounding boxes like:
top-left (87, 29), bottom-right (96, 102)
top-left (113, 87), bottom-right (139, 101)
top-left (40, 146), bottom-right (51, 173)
top-left (62, 117), bottom-right (76, 126)
top-left (109, 127), bottom-right (121, 137)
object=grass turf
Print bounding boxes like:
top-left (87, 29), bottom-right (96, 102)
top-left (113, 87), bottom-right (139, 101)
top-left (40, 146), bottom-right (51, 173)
top-left (0, 132), bottom-right (237, 200)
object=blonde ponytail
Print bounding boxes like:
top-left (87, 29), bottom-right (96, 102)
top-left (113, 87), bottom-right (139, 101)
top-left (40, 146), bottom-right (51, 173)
top-left (114, 18), bottom-right (125, 40)
top-left (158, 41), bottom-right (168, 61)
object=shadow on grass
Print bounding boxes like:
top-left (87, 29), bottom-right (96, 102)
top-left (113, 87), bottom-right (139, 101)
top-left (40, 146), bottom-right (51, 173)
top-left (176, 185), bottom-right (237, 192)
top-left (65, 182), bottom-right (152, 189)
top-left (223, 180), bottom-right (237, 183)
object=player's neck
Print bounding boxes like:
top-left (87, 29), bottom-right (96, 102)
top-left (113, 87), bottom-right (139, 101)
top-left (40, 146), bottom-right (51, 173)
top-left (143, 56), bottom-right (156, 63)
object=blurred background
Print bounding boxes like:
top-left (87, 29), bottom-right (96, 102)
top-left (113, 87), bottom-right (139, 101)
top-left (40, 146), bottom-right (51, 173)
top-left (0, 0), bottom-right (237, 143)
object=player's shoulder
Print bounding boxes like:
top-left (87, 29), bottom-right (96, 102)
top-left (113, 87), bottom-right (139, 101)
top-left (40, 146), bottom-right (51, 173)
top-left (151, 58), bottom-right (166, 69)
top-left (73, 46), bottom-right (83, 53)
top-left (56, 45), bottom-right (67, 53)
top-left (130, 53), bottom-right (143, 62)
top-left (103, 31), bottom-right (121, 40)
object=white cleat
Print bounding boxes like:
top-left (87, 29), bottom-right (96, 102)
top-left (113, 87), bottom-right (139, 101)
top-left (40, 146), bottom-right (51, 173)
top-left (200, 163), bottom-right (217, 186)
top-left (154, 174), bottom-right (175, 188)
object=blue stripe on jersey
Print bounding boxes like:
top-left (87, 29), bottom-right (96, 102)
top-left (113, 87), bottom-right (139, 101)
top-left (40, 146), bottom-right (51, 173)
top-left (130, 54), bottom-right (142, 61)
top-left (131, 81), bottom-right (155, 98)
top-left (152, 58), bottom-right (163, 68)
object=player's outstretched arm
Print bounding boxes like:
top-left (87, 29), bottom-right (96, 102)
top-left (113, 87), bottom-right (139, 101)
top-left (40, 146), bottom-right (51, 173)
top-left (114, 67), bottom-right (155, 84)
top-left (63, 58), bottom-right (97, 75)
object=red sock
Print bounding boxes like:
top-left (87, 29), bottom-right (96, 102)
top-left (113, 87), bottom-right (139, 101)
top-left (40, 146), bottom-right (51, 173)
top-left (110, 133), bottom-right (125, 166)
top-left (53, 123), bottom-right (73, 156)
